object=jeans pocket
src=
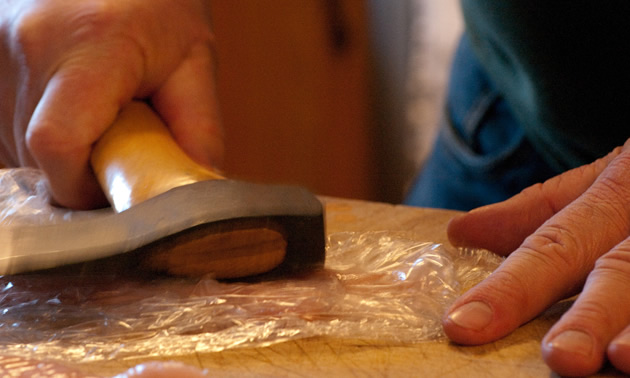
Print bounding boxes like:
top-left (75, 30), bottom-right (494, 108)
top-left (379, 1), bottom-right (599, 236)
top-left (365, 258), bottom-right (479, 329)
top-left (442, 89), bottom-right (528, 174)
top-left (405, 34), bottom-right (557, 210)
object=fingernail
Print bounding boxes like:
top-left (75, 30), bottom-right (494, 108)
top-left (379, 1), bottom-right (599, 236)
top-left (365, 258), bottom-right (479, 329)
top-left (547, 330), bottom-right (593, 357)
top-left (612, 333), bottom-right (630, 349)
top-left (447, 301), bottom-right (493, 330)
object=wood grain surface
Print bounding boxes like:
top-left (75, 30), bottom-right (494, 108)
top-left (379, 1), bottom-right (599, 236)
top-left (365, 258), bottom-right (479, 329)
top-left (77, 198), bottom-right (625, 377)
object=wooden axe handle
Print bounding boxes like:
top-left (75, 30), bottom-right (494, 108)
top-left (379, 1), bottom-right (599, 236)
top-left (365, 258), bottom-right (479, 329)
top-left (90, 101), bottom-right (287, 279)
top-left (90, 101), bottom-right (224, 212)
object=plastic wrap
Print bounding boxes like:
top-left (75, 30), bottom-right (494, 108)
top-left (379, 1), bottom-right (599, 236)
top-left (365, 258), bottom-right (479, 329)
top-left (0, 167), bottom-right (112, 226)
top-left (0, 168), bottom-right (503, 363)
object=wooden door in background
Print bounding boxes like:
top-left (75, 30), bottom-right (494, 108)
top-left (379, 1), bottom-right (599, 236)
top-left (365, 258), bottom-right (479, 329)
top-left (210, 0), bottom-right (377, 201)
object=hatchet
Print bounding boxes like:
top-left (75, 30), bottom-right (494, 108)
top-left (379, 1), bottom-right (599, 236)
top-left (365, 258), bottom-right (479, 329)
top-left (0, 102), bottom-right (325, 278)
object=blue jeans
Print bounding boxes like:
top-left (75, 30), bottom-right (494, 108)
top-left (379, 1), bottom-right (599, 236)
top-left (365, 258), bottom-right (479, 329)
top-left (404, 34), bottom-right (557, 211)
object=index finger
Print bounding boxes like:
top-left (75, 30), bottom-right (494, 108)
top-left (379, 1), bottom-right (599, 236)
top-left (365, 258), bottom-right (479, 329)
top-left (447, 145), bottom-right (622, 255)
top-left (27, 60), bottom-right (141, 209)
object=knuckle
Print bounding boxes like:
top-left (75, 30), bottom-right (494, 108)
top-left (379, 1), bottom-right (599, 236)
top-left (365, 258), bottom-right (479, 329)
top-left (517, 226), bottom-right (594, 296)
top-left (591, 171), bottom-right (630, 206)
top-left (568, 299), bottom-right (615, 333)
top-left (589, 181), bottom-right (630, 231)
top-left (10, 9), bottom-right (47, 62)
top-left (609, 147), bottom-right (630, 171)
top-left (20, 1), bottom-right (121, 39)
top-left (483, 268), bottom-right (532, 309)
top-left (563, 247), bottom-right (630, 337)
top-left (523, 224), bottom-right (584, 269)
top-left (594, 150), bottom-right (630, 205)
top-left (9, 1), bottom-right (122, 64)
top-left (521, 182), bottom-right (549, 207)
top-left (536, 179), bottom-right (564, 214)
top-left (69, 1), bottom-right (122, 37)
top-left (26, 120), bottom-right (75, 161)
top-left (593, 248), bottom-right (630, 281)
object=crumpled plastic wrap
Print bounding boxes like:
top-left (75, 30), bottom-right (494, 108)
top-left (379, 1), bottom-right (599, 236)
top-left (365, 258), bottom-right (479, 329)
top-left (0, 167), bottom-right (112, 226)
top-left (0, 168), bottom-right (503, 363)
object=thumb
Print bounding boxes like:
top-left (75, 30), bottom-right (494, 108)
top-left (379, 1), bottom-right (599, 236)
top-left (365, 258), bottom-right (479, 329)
top-left (447, 146), bottom-right (622, 255)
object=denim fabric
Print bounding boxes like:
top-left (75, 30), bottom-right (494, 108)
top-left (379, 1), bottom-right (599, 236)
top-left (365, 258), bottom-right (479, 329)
top-left (404, 34), bottom-right (558, 211)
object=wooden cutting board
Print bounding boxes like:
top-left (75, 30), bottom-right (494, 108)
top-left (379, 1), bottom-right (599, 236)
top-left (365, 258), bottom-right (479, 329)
top-left (77, 198), bottom-right (622, 377)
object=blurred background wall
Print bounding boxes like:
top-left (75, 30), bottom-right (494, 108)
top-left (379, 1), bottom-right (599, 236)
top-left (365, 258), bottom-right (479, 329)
top-left (210, 0), bottom-right (462, 203)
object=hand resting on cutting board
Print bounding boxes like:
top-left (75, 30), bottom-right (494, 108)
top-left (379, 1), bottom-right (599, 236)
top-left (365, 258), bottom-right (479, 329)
top-left (445, 139), bottom-right (630, 376)
top-left (0, 0), bottom-right (223, 209)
